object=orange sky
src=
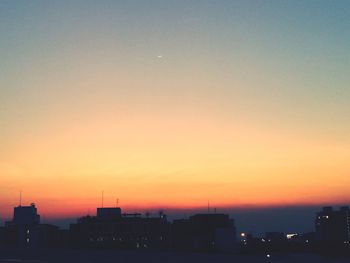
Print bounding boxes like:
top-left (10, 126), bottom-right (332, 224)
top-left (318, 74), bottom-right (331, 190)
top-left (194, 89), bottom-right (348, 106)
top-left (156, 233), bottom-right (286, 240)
top-left (1, 109), bottom-right (349, 218)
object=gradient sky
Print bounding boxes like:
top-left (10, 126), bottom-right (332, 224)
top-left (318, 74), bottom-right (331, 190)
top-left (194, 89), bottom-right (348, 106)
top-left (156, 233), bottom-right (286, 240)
top-left (1, 0), bottom-right (350, 220)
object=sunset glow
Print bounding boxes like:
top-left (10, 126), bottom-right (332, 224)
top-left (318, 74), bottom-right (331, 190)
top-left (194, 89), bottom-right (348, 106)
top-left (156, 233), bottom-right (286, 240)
top-left (1, 1), bottom-right (349, 220)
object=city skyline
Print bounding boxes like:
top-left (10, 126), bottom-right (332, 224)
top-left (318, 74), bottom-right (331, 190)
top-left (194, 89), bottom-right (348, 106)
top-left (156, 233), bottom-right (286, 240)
top-left (1, 0), bottom-right (350, 221)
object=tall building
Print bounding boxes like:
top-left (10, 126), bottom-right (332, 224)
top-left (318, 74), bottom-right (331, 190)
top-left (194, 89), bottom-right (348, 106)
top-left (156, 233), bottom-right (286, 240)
top-left (3, 203), bottom-right (61, 248)
top-left (315, 206), bottom-right (350, 245)
top-left (4, 203), bottom-right (41, 247)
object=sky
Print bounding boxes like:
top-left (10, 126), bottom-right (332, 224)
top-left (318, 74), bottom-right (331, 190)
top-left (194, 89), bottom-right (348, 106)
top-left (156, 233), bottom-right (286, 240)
top-left (1, 0), bottom-right (350, 229)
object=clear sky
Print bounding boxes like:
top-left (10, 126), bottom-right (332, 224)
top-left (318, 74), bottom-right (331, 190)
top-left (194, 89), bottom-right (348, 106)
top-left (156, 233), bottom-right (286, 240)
top-left (1, 0), bottom-right (350, 219)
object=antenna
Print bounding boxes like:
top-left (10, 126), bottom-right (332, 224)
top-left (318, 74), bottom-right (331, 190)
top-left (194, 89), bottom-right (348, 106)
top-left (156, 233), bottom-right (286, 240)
top-left (19, 190), bottom-right (22, 206)
top-left (207, 200), bottom-right (210, 213)
top-left (116, 198), bottom-right (119, 207)
top-left (101, 191), bottom-right (104, 208)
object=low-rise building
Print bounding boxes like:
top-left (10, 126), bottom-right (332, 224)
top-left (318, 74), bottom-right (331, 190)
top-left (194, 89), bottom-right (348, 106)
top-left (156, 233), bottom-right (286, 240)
top-left (172, 213), bottom-right (236, 252)
top-left (70, 207), bottom-right (170, 249)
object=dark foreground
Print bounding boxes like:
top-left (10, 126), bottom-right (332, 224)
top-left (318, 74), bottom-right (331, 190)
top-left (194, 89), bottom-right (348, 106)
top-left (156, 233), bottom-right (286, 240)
top-left (0, 248), bottom-right (349, 263)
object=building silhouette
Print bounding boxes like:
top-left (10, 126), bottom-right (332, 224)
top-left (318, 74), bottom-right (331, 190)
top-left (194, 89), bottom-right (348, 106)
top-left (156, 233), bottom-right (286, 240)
top-left (315, 206), bottom-right (350, 245)
top-left (172, 213), bottom-right (236, 252)
top-left (70, 207), bottom-right (170, 249)
top-left (97, 207), bottom-right (122, 219)
top-left (2, 202), bottom-right (348, 256)
top-left (12, 203), bottom-right (40, 225)
top-left (2, 203), bottom-right (62, 248)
